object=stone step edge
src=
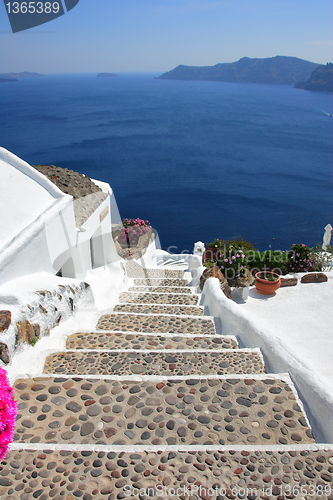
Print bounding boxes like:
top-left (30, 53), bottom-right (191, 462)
top-left (117, 303), bottom-right (204, 309)
top-left (14, 372), bottom-right (292, 384)
top-left (101, 311), bottom-right (215, 321)
top-left (133, 279), bottom-right (190, 285)
top-left (114, 306), bottom-right (206, 318)
top-left (9, 443), bottom-right (332, 453)
top-left (122, 290), bottom-right (201, 297)
top-left (46, 347), bottom-right (256, 356)
top-left (48, 347), bottom-right (258, 355)
top-left (95, 329), bottom-right (218, 337)
top-left (130, 286), bottom-right (196, 291)
top-left (66, 331), bottom-right (237, 341)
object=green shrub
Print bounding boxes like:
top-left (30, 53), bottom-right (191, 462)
top-left (309, 243), bottom-right (333, 272)
top-left (206, 239), bottom-right (222, 249)
top-left (203, 260), bottom-right (216, 268)
top-left (247, 250), bottom-right (289, 275)
top-left (219, 236), bottom-right (256, 252)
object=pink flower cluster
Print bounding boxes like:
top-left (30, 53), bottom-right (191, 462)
top-left (0, 368), bottom-right (17, 461)
top-left (220, 246), bottom-right (247, 274)
top-left (118, 218), bottom-right (151, 247)
top-left (288, 243), bottom-right (313, 272)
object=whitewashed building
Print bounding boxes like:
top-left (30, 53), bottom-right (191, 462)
top-left (0, 147), bottom-right (121, 286)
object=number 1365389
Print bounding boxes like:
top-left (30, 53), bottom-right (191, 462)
top-left (5, 2), bottom-right (60, 14)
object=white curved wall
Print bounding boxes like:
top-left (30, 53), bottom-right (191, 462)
top-left (202, 277), bottom-right (333, 443)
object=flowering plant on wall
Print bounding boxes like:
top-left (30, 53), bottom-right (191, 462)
top-left (220, 245), bottom-right (248, 281)
top-left (287, 243), bottom-right (313, 273)
top-left (118, 218), bottom-right (152, 248)
top-left (0, 368), bottom-right (17, 461)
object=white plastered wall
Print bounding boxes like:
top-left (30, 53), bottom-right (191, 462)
top-left (0, 148), bottom-right (78, 286)
top-left (202, 277), bottom-right (333, 444)
top-left (0, 148), bottom-right (124, 286)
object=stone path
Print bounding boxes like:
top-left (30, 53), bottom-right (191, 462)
top-left (128, 285), bottom-right (193, 294)
top-left (119, 291), bottom-right (200, 305)
top-left (65, 332), bottom-right (238, 350)
top-left (96, 313), bottom-right (216, 334)
top-left (115, 303), bottom-right (205, 315)
top-left (3, 259), bottom-right (332, 499)
top-left (43, 350), bottom-right (264, 376)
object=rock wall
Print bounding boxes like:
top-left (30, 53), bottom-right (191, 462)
top-left (0, 281), bottom-right (92, 365)
top-left (32, 165), bottom-right (102, 200)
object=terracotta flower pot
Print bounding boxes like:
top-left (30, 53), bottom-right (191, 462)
top-left (255, 271), bottom-right (281, 295)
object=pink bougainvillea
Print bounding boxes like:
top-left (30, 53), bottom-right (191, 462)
top-left (118, 218), bottom-right (151, 248)
top-left (0, 368), bottom-right (17, 461)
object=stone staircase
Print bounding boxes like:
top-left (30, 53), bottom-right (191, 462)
top-left (2, 261), bottom-right (333, 499)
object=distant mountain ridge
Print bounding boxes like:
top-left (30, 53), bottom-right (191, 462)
top-left (97, 73), bottom-right (119, 78)
top-left (157, 56), bottom-right (321, 86)
top-left (0, 72), bottom-right (43, 79)
top-left (295, 63), bottom-right (333, 92)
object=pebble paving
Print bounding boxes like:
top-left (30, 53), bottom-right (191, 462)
top-left (65, 332), bottom-right (238, 350)
top-left (96, 313), bottom-right (215, 334)
top-left (129, 285), bottom-right (192, 294)
top-left (2, 449), bottom-right (333, 500)
top-left (13, 376), bottom-right (314, 446)
top-left (114, 303), bottom-right (205, 315)
top-left (134, 278), bottom-right (188, 287)
top-left (43, 350), bottom-right (263, 376)
top-left (126, 261), bottom-right (184, 279)
top-left (119, 291), bottom-right (200, 305)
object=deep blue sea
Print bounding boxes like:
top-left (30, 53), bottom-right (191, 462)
top-left (1, 73), bottom-right (332, 252)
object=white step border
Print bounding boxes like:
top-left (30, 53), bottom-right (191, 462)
top-left (9, 442), bottom-right (333, 453)
top-left (51, 347), bottom-right (255, 354)
top-left (98, 311), bottom-right (215, 321)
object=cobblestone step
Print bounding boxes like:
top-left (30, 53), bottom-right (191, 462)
top-left (2, 448), bottom-right (333, 500)
top-left (13, 375), bottom-right (315, 447)
top-left (96, 313), bottom-right (215, 335)
top-left (129, 285), bottom-right (192, 294)
top-left (66, 331), bottom-right (238, 350)
top-left (126, 261), bottom-right (184, 279)
top-left (119, 291), bottom-right (200, 306)
top-left (114, 303), bottom-right (205, 316)
top-left (134, 278), bottom-right (189, 287)
top-left (43, 349), bottom-right (263, 376)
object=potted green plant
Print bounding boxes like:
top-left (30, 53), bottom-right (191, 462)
top-left (255, 271), bottom-right (281, 295)
top-left (202, 239), bottom-right (222, 264)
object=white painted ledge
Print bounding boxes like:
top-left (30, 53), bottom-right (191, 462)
top-left (202, 277), bottom-right (333, 444)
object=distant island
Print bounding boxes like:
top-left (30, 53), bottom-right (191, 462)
top-left (0, 72), bottom-right (43, 83)
top-left (97, 73), bottom-right (119, 78)
top-left (295, 63), bottom-right (333, 92)
top-left (156, 56), bottom-right (321, 86)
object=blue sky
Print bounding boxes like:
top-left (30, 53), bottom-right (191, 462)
top-left (0, 0), bottom-right (332, 73)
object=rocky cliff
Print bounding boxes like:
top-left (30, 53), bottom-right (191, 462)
top-left (294, 62), bottom-right (333, 92)
top-left (157, 56), bottom-right (321, 86)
